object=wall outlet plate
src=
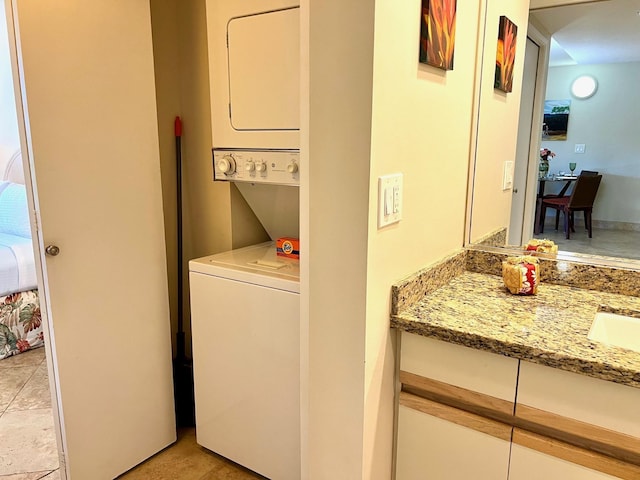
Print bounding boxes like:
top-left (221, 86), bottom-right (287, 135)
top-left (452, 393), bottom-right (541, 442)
top-left (378, 173), bottom-right (403, 228)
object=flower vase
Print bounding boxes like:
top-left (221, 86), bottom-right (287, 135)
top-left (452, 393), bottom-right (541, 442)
top-left (539, 160), bottom-right (549, 178)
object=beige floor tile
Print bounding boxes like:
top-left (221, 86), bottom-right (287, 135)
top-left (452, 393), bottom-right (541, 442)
top-left (118, 429), bottom-right (228, 480)
top-left (0, 409), bottom-right (59, 475)
top-left (0, 472), bottom-right (52, 480)
top-left (0, 349), bottom-right (45, 370)
top-left (0, 367), bottom-right (38, 412)
top-left (39, 470), bottom-right (59, 480)
top-left (0, 470), bottom-right (53, 480)
top-left (6, 364), bottom-right (51, 412)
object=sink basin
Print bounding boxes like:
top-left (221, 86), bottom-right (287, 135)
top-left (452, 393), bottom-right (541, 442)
top-left (588, 312), bottom-right (640, 353)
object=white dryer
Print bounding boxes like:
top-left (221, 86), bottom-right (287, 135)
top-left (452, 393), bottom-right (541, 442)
top-left (189, 242), bottom-right (300, 480)
top-left (206, 0), bottom-right (300, 150)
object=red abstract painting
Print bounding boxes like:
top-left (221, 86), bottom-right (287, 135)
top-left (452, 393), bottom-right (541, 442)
top-left (495, 16), bottom-right (517, 93)
top-left (419, 0), bottom-right (457, 71)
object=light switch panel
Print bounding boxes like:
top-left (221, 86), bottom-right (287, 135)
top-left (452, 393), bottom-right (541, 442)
top-left (378, 173), bottom-right (403, 228)
top-left (575, 143), bottom-right (586, 154)
top-left (503, 161), bottom-right (514, 190)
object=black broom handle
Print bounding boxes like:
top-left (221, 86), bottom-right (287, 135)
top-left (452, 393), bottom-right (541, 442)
top-left (175, 116), bottom-right (185, 360)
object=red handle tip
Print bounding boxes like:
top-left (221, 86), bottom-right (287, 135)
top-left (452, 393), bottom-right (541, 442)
top-left (174, 116), bottom-right (182, 137)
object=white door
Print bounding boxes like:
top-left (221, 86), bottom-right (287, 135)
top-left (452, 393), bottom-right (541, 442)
top-left (11, 1), bottom-right (176, 478)
top-left (508, 38), bottom-right (539, 246)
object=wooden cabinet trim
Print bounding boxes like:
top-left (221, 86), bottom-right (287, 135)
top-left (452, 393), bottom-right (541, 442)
top-left (401, 368), bottom-right (640, 469)
top-left (400, 370), bottom-right (514, 422)
top-left (399, 391), bottom-right (513, 442)
top-left (513, 428), bottom-right (640, 480)
top-left (515, 403), bottom-right (640, 467)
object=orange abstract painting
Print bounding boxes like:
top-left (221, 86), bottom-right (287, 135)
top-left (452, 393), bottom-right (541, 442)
top-left (419, 0), bottom-right (457, 70)
top-left (495, 16), bottom-right (517, 92)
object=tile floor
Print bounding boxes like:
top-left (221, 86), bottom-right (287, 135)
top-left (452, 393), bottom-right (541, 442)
top-left (0, 349), bottom-right (263, 479)
top-left (0, 347), bottom-right (59, 480)
top-left (534, 222), bottom-right (640, 261)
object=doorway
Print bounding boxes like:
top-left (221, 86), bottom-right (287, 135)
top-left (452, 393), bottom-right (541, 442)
top-left (508, 37), bottom-right (540, 246)
top-left (0, 1), bottom-right (60, 477)
top-left (506, 19), bottom-right (551, 248)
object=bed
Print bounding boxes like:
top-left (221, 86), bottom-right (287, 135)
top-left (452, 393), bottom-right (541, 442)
top-left (0, 147), bottom-right (42, 360)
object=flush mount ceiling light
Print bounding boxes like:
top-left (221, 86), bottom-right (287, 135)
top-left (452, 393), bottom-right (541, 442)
top-left (571, 75), bottom-right (598, 99)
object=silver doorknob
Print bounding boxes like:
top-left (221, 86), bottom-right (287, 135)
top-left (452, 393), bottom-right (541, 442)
top-left (45, 245), bottom-right (60, 256)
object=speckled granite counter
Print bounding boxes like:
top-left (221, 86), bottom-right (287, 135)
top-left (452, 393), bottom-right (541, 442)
top-left (391, 249), bottom-right (640, 389)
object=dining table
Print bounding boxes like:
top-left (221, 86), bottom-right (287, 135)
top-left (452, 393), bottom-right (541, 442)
top-left (534, 175), bottom-right (577, 234)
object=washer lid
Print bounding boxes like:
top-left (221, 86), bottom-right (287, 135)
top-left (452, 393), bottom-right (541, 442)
top-left (189, 242), bottom-right (300, 293)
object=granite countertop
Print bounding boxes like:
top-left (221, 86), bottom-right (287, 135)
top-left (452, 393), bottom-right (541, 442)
top-left (391, 254), bottom-right (640, 389)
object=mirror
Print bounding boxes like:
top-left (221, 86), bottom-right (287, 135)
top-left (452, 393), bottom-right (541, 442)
top-left (468, 0), bottom-right (640, 268)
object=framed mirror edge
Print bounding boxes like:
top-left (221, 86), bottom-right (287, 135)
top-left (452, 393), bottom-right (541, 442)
top-left (464, 1), bottom-right (640, 271)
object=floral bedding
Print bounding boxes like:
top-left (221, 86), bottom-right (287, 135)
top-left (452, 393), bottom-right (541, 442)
top-left (0, 289), bottom-right (42, 360)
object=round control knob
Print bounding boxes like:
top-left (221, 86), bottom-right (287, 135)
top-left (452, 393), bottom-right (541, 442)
top-left (255, 161), bottom-right (267, 173)
top-left (45, 245), bottom-right (60, 256)
top-left (217, 155), bottom-right (236, 175)
top-left (286, 162), bottom-right (299, 174)
top-left (245, 160), bottom-right (255, 172)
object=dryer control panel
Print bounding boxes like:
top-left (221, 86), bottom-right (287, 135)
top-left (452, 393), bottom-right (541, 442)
top-left (213, 149), bottom-right (300, 186)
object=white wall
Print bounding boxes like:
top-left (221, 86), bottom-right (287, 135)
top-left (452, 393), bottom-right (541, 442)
top-left (302, 1), bottom-right (532, 477)
top-left (542, 63), bottom-right (640, 225)
top-left (0, 3), bottom-right (20, 150)
top-left (302, 0), bottom-right (373, 476)
top-left (364, 1), bottom-right (483, 476)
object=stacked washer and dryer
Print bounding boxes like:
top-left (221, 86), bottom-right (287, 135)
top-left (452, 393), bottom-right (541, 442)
top-left (188, 1), bottom-right (301, 479)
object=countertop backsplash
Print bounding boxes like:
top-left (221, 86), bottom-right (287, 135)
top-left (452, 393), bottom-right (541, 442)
top-left (465, 246), bottom-right (640, 297)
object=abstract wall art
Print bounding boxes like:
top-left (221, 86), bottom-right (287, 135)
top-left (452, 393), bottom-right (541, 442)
top-left (419, 0), bottom-right (457, 71)
top-left (495, 16), bottom-right (517, 93)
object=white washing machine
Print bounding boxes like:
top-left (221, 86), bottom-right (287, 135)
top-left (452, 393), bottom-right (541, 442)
top-left (189, 242), bottom-right (300, 480)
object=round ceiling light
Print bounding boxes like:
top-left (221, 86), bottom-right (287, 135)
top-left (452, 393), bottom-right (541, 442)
top-left (571, 75), bottom-right (598, 99)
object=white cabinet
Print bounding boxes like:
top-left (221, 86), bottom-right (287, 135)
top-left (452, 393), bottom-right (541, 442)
top-left (400, 333), bottom-right (519, 400)
top-left (515, 361), bottom-right (640, 479)
top-left (396, 404), bottom-right (511, 480)
top-left (396, 333), bottom-right (519, 479)
top-left (517, 360), bottom-right (640, 438)
top-left (395, 333), bottom-right (640, 480)
top-left (510, 442), bottom-right (620, 480)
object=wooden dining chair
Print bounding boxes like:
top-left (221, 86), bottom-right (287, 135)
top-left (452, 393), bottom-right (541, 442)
top-left (546, 170), bottom-right (599, 202)
top-left (540, 174), bottom-right (602, 239)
